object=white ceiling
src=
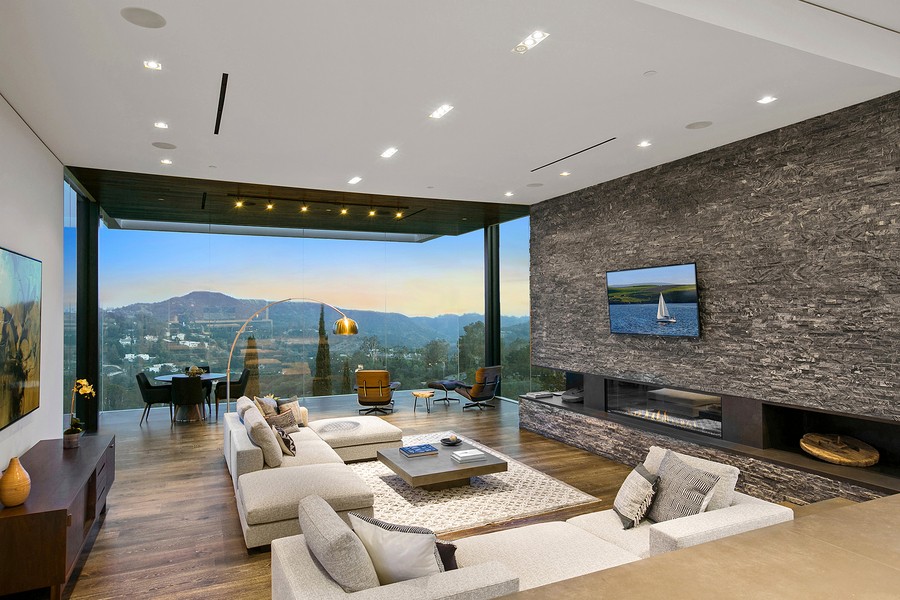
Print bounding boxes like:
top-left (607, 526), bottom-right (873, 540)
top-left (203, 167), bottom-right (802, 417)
top-left (0, 0), bottom-right (898, 207)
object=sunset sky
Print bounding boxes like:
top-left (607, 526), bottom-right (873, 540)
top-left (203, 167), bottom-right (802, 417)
top-left (89, 217), bottom-right (530, 317)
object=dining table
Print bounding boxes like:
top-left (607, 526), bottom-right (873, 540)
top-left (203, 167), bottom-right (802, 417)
top-left (154, 372), bottom-right (228, 422)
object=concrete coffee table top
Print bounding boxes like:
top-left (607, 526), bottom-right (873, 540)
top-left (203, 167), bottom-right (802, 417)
top-left (378, 441), bottom-right (508, 491)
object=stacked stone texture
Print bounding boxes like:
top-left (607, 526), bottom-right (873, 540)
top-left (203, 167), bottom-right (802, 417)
top-left (530, 91), bottom-right (900, 421)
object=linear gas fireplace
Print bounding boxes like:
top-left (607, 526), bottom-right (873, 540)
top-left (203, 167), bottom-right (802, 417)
top-left (605, 379), bottom-right (722, 438)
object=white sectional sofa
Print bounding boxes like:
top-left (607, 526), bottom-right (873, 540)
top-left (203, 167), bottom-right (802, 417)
top-left (272, 446), bottom-right (794, 599)
top-left (223, 396), bottom-right (403, 549)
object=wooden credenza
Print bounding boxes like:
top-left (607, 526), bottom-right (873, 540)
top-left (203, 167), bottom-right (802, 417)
top-left (0, 434), bottom-right (115, 599)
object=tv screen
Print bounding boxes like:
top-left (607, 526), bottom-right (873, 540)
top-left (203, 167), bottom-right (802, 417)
top-left (606, 263), bottom-right (699, 337)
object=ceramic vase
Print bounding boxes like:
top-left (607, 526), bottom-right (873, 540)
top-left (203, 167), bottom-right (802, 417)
top-left (0, 456), bottom-right (32, 507)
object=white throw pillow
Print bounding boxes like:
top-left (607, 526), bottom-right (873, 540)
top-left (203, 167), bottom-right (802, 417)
top-left (349, 513), bottom-right (443, 585)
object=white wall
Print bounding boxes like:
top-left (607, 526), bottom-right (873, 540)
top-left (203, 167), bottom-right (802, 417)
top-left (0, 94), bottom-right (64, 469)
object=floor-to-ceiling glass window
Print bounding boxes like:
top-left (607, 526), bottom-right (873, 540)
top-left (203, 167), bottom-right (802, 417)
top-left (63, 182), bottom-right (78, 410)
top-left (98, 226), bottom-right (485, 411)
top-left (499, 216), bottom-right (564, 398)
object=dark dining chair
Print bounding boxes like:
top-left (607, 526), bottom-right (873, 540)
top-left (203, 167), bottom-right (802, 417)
top-left (136, 372), bottom-right (173, 425)
top-left (458, 365), bottom-right (501, 410)
top-left (214, 368), bottom-right (250, 419)
top-left (170, 376), bottom-right (206, 423)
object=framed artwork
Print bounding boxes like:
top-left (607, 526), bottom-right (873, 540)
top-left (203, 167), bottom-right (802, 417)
top-left (0, 246), bottom-right (42, 431)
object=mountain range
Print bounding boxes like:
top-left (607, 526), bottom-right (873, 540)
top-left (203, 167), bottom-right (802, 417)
top-left (105, 291), bottom-right (530, 348)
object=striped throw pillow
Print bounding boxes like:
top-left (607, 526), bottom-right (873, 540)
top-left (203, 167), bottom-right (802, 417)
top-left (647, 450), bottom-right (720, 523)
top-left (613, 464), bottom-right (659, 529)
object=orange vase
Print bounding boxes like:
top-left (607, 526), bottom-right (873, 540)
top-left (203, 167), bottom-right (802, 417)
top-left (0, 456), bottom-right (32, 508)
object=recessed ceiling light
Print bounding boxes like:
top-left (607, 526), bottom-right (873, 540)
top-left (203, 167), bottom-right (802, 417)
top-left (160, 158), bottom-right (172, 165)
top-left (235, 200), bottom-right (244, 208)
top-left (685, 121), bottom-right (713, 130)
top-left (560, 171), bottom-right (571, 177)
top-left (266, 202), bottom-right (274, 210)
top-left (380, 147), bottom-right (398, 158)
top-left (757, 95), bottom-right (778, 104)
top-left (143, 60), bottom-right (162, 71)
top-left (154, 121), bottom-right (168, 129)
top-left (504, 192), bottom-right (514, 197)
top-left (340, 207), bottom-right (349, 215)
top-left (429, 104), bottom-right (454, 119)
top-left (300, 205), bottom-right (308, 212)
top-left (348, 176), bottom-right (362, 185)
top-left (368, 209), bottom-right (376, 217)
top-left (637, 140), bottom-right (652, 148)
top-left (513, 30), bottom-right (549, 54)
top-left (395, 211), bottom-right (403, 218)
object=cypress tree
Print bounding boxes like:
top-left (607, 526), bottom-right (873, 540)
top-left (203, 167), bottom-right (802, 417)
top-left (340, 358), bottom-right (352, 394)
top-left (313, 305), bottom-right (332, 396)
top-left (243, 335), bottom-right (260, 398)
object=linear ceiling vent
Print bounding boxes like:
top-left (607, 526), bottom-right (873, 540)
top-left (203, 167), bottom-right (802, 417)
top-left (531, 137), bottom-right (616, 172)
top-left (214, 73), bottom-right (229, 135)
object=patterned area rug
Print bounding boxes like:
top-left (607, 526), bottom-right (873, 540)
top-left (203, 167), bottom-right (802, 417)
top-left (348, 431), bottom-right (597, 533)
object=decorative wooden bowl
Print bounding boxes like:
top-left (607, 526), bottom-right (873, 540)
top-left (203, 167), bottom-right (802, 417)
top-left (800, 433), bottom-right (879, 467)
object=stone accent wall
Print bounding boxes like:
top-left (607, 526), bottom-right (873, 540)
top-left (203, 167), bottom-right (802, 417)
top-left (530, 91), bottom-right (900, 421)
top-left (520, 399), bottom-right (884, 504)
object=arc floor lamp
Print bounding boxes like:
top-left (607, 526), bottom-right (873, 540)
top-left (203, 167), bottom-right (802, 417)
top-left (225, 298), bottom-right (359, 411)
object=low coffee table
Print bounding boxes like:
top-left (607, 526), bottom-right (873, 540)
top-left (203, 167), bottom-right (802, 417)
top-left (377, 441), bottom-right (508, 491)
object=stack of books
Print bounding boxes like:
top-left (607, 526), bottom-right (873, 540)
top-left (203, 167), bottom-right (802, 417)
top-left (522, 391), bottom-right (553, 400)
top-left (399, 444), bottom-right (438, 458)
top-left (451, 449), bottom-right (486, 463)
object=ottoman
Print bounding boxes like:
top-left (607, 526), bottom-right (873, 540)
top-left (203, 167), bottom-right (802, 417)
top-left (236, 463), bottom-right (374, 548)
top-left (307, 416), bottom-right (403, 462)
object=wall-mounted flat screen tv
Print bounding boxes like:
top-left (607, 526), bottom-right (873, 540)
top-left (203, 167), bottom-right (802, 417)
top-left (606, 263), bottom-right (699, 337)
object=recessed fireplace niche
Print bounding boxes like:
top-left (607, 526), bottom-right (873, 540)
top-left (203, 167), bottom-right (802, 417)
top-left (605, 379), bottom-right (722, 438)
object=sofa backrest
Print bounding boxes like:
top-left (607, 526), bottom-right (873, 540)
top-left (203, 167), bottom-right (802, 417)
top-left (643, 446), bottom-right (739, 511)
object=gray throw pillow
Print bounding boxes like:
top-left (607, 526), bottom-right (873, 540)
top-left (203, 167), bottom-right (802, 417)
top-left (613, 464), bottom-right (659, 529)
top-left (647, 450), bottom-right (720, 523)
top-left (235, 397), bottom-right (255, 420)
top-left (243, 406), bottom-right (283, 467)
top-left (298, 495), bottom-right (379, 593)
top-left (265, 410), bottom-right (298, 430)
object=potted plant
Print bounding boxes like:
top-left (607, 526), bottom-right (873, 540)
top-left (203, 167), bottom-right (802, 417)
top-left (64, 378), bottom-right (95, 448)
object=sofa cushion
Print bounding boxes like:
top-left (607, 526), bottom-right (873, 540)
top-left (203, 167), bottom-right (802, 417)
top-left (613, 464), bottom-right (659, 528)
top-left (308, 416), bottom-right (402, 449)
top-left (239, 463), bottom-right (373, 526)
top-left (243, 406), bottom-right (283, 467)
top-left (454, 521), bottom-right (640, 591)
top-left (280, 441), bottom-right (344, 466)
top-left (566, 509), bottom-right (654, 558)
top-left (297, 495), bottom-right (380, 593)
top-left (644, 446), bottom-right (739, 511)
top-left (349, 513), bottom-right (443, 584)
top-left (254, 396), bottom-right (279, 417)
top-left (272, 425), bottom-right (296, 456)
top-left (235, 396), bottom-right (255, 420)
top-left (266, 410), bottom-right (298, 430)
top-left (647, 451), bottom-right (720, 523)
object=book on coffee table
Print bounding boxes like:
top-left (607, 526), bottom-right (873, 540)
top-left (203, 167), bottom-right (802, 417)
top-left (399, 444), bottom-right (439, 458)
top-left (451, 449), bottom-right (486, 463)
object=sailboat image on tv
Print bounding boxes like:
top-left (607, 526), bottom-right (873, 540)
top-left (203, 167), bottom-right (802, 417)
top-left (656, 293), bottom-right (677, 324)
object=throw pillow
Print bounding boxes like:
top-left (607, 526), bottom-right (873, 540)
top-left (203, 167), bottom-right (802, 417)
top-left (349, 513), bottom-right (443, 585)
top-left (613, 464), bottom-right (659, 529)
top-left (298, 496), bottom-right (379, 593)
top-left (242, 406), bottom-right (283, 467)
top-left (643, 446), bottom-right (740, 511)
top-left (235, 397), bottom-right (255, 420)
top-left (278, 399), bottom-right (308, 426)
top-left (272, 425), bottom-right (296, 456)
top-left (265, 410), bottom-right (298, 431)
top-left (647, 450), bottom-right (720, 523)
top-left (436, 540), bottom-right (458, 571)
top-left (253, 396), bottom-right (278, 418)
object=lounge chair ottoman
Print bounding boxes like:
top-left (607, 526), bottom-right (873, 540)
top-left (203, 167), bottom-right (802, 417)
top-left (307, 416), bottom-right (403, 461)
top-left (236, 463), bottom-right (374, 548)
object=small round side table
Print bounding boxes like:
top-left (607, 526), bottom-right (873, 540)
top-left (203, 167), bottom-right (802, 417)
top-left (412, 390), bottom-right (435, 413)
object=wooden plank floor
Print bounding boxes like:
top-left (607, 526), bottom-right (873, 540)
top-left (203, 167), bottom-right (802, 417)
top-left (41, 393), bottom-right (631, 599)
